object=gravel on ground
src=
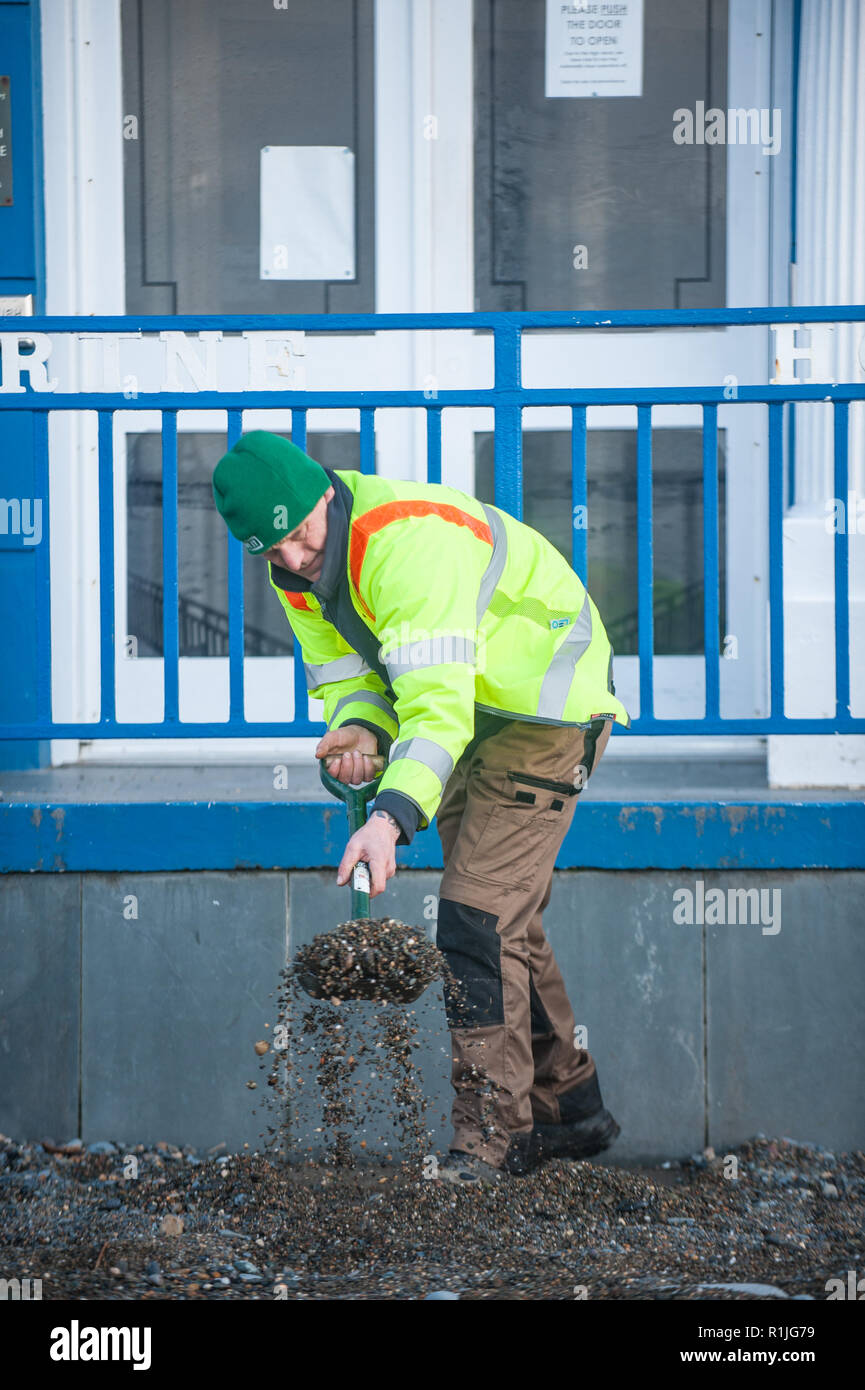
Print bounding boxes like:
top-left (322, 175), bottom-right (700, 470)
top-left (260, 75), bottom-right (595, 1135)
top-left (2, 1133), bottom-right (861, 1300)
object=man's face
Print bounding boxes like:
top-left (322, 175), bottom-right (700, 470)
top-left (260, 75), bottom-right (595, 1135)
top-left (262, 484), bottom-right (334, 581)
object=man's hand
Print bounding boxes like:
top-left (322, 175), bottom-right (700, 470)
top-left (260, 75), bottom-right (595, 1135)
top-left (316, 725), bottom-right (383, 785)
top-left (319, 728), bottom-right (397, 898)
top-left (337, 810), bottom-right (400, 898)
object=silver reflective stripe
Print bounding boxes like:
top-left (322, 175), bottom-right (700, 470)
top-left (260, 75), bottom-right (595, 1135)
top-left (304, 652), bottom-right (372, 687)
top-left (388, 736), bottom-right (454, 790)
top-left (536, 592), bottom-right (593, 720)
top-left (477, 503), bottom-right (508, 626)
top-left (384, 635), bottom-right (476, 680)
top-left (331, 690), bottom-right (396, 723)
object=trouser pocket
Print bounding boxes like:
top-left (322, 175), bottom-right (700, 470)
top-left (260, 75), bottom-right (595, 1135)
top-left (458, 772), bottom-right (577, 889)
top-left (506, 770), bottom-right (579, 798)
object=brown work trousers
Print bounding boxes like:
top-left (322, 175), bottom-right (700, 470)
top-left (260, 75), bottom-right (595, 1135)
top-left (435, 716), bottom-right (612, 1166)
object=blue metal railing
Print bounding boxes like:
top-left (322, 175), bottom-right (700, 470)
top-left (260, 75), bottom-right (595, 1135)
top-left (1, 308), bottom-right (863, 741)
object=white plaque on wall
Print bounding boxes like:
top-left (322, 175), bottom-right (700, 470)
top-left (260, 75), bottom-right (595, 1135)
top-left (545, 0), bottom-right (644, 98)
top-left (260, 145), bottom-right (355, 281)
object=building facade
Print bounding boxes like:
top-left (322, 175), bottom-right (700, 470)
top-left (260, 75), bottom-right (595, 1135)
top-left (0, 0), bottom-right (862, 1159)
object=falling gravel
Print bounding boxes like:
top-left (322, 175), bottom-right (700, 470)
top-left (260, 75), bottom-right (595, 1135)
top-left (262, 915), bottom-right (464, 1171)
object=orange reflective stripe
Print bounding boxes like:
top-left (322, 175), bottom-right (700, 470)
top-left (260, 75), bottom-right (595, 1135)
top-left (349, 501), bottom-right (493, 623)
top-left (283, 590), bottom-right (314, 612)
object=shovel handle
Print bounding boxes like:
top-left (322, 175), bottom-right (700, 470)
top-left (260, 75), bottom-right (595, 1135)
top-left (319, 756), bottom-right (387, 917)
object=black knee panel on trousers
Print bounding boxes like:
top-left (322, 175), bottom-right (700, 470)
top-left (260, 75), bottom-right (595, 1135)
top-left (558, 1069), bottom-right (603, 1122)
top-left (529, 975), bottom-right (555, 1036)
top-left (436, 898), bottom-right (504, 1028)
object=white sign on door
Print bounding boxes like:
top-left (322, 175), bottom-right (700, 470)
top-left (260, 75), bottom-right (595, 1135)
top-left (545, 0), bottom-right (644, 98)
top-left (260, 145), bottom-right (356, 281)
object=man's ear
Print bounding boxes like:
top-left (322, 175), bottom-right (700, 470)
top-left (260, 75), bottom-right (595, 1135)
top-left (324, 485), bottom-right (335, 502)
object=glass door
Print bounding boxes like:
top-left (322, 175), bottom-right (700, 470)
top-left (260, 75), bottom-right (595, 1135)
top-left (44, 0), bottom-right (425, 759)
top-left (459, 0), bottom-right (784, 728)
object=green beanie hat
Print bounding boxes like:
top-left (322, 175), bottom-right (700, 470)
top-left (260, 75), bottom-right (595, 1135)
top-left (212, 430), bottom-right (330, 554)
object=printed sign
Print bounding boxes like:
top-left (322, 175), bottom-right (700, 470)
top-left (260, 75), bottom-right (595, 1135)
top-left (545, 1), bottom-right (644, 99)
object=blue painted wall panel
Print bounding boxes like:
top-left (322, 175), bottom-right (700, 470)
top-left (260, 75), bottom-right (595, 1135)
top-left (0, 2), bottom-right (45, 769)
top-left (1, 799), bottom-right (862, 873)
top-left (0, 411), bottom-right (46, 766)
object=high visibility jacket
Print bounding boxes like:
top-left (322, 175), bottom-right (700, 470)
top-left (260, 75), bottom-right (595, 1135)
top-left (270, 468), bottom-right (630, 843)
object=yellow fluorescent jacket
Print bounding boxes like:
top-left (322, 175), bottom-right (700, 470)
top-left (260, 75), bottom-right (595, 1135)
top-left (271, 470), bottom-right (631, 834)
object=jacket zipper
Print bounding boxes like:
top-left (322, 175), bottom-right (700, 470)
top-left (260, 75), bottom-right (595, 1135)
top-left (506, 770), bottom-right (579, 797)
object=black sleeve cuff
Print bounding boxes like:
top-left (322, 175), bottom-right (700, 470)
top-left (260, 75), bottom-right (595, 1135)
top-left (338, 718), bottom-right (396, 759)
top-left (372, 790), bottom-right (423, 847)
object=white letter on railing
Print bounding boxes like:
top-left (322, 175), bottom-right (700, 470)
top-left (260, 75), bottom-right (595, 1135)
top-left (771, 323), bottom-right (835, 385)
top-left (242, 332), bottom-right (306, 389)
top-left (79, 332), bottom-right (142, 391)
top-left (0, 333), bottom-right (58, 393)
top-left (160, 331), bottom-right (223, 391)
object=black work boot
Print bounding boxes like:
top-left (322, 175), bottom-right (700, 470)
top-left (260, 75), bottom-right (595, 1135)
top-left (502, 1129), bottom-right (541, 1177)
top-left (438, 1151), bottom-right (504, 1186)
top-left (530, 1070), bottom-right (621, 1164)
top-left (439, 1130), bottom-right (541, 1184)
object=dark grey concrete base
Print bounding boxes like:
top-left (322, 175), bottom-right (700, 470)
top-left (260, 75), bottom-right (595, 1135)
top-left (80, 874), bottom-right (287, 1153)
top-left (1, 869), bottom-right (862, 1161)
top-left (0, 874), bottom-right (81, 1140)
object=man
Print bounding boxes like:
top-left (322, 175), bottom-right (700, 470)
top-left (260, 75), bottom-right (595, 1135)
top-left (212, 430), bottom-right (631, 1183)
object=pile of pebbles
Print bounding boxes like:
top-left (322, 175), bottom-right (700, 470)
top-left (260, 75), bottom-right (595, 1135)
top-left (292, 917), bottom-right (444, 1004)
top-left (1, 1133), bottom-right (863, 1300)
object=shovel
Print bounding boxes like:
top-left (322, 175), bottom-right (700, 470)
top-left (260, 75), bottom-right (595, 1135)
top-left (294, 756), bottom-right (431, 1004)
